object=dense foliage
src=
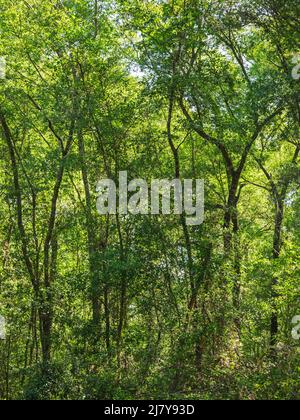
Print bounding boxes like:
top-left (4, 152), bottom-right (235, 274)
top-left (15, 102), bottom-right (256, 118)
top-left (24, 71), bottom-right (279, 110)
top-left (0, 0), bottom-right (300, 400)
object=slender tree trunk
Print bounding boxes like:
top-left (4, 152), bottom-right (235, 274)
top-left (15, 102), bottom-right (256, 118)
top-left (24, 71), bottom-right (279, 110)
top-left (40, 117), bottom-right (75, 366)
top-left (270, 200), bottom-right (284, 354)
top-left (116, 213), bottom-right (127, 359)
top-left (104, 284), bottom-right (111, 354)
top-left (78, 130), bottom-right (101, 327)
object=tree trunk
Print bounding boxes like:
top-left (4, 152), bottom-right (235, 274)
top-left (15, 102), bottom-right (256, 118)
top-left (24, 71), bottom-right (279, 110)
top-left (270, 200), bottom-right (284, 354)
top-left (78, 130), bottom-right (101, 327)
